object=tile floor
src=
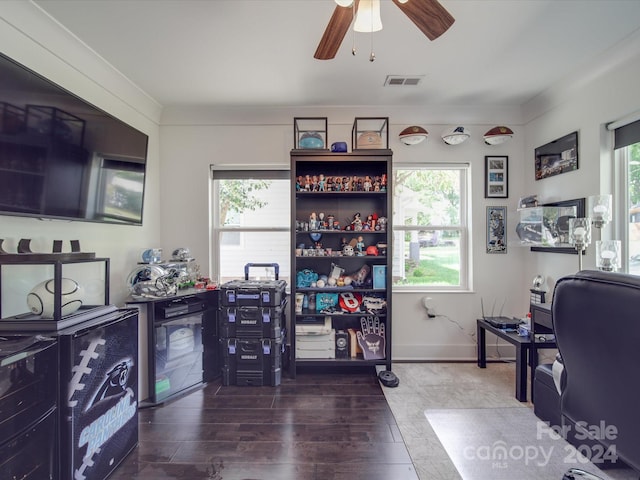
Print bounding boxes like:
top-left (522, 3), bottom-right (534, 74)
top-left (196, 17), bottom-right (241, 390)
top-left (381, 362), bottom-right (525, 479)
top-left (380, 362), bottom-right (637, 480)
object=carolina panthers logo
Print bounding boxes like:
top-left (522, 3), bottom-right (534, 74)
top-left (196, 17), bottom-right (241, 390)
top-left (87, 359), bottom-right (133, 410)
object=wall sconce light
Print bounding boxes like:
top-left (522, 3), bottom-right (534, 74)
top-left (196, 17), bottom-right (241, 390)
top-left (596, 240), bottom-right (621, 272)
top-left (588, 194), bottom-right (612, 228)
top-left (441, 126), bottom-right (470, 145)
top-left (483, 126), bottom-right (514, 145)
top-left (399, 126), bottom-right (428, 145)
top-left (569, 217), bottom-right (592, 271)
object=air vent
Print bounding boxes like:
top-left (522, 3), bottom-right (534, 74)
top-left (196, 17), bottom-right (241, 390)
top-left (384, 75), bottom-right (424, 86)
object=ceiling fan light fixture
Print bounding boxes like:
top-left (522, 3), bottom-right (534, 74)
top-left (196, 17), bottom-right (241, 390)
top-left (441, 126), bottom-right (471, 145)
top-left (354, 0), bottom-right (383, 32)
top-left (399, 126), bottom-right (428, 145)
top-left (334, 0), bottom-right (354, 7)
top-left (483, 126), bottom-right (514, 145)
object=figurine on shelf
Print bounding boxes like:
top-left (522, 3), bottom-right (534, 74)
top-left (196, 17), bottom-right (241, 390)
top-left (363, 176), bottom-right (372, 192)
top-left (334, 177), bottom-right (342, 191)
top-left (342, 176), bottom-right (350, 192)
top-left (312, 175), bottom-right (319, 192)
top-left (356, 236), bottom-right (365, 255)
top-left (318, 174), bottom-right (326, 192)
top-left (304, 175), bottom-right (312, 191)
top-left (309, 212), bottom-right (318, 230)
top-left (296, 176), bottom-right (303, 191)
top-left (326, 176), bottom-right (333, 191)
top-left (380, 174), bottom-right (387, 191)
top-left (350, 212), bottom-right (363, 231)
top-left (318, 212), bottom-right (325, 229)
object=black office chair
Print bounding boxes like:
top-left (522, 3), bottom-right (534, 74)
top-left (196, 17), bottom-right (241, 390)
top-left (550, 271), bottom-right (640, 480)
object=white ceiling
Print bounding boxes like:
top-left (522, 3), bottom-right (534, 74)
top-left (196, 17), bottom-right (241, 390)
top-left (33, 0), bottom-right (640, 109)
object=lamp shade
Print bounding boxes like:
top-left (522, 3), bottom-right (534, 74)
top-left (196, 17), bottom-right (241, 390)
top-left (483, 126), bottom-right (514, 145)
top-left (441, 126), bottom-right (470, 145)
top-left (568, 217), bottom-right (592, 249)
top-left (399, 126), bottom-right (428, 145)
top-left (588, 194), bottom-right (612, 228)
top-left (354, 0), bottom-right (382, 32)
top-left (596, 240), bottom-right (621, 272)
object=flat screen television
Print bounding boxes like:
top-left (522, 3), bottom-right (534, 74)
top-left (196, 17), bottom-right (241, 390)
top-left (0, 52), bottom-right (149, 225)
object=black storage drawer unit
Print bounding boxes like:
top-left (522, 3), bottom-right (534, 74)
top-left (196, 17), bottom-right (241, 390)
top-left (220, 279), bottom-right (286, 307)
top-left (0, 335), bottom-right (59, 480)
top-left (219, 305), bottom-right (284, 339)
top-left (0, 335), bottom-right (58, 442)
top-left (221, 337), bottom-right (282, 386)
top-left (0, 407), bottom-right (57, 479)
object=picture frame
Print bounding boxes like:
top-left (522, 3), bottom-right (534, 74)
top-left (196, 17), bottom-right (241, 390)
top-left (486, 206), bottom-right (507, 254)
top-left (484, 156), bottom-right (508, 198)
top-left (535, 131), bottom-right (578, 180)
top-left (529, 198), bottom-right (585, 254)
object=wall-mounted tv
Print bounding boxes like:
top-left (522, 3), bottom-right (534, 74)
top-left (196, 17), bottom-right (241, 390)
top-left (0, 52), bottom-right (149, 225)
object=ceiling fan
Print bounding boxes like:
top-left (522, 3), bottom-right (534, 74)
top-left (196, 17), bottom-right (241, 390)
top-left (314, 0), bottom-right (455, 60)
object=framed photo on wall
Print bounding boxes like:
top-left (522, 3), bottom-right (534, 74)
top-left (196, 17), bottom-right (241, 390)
top-left (534, 131), bottom-right (578, 180)
top-left (485, 156), bottom-right (508, 198)
top-left (487, 206), bottom-right (507, 254)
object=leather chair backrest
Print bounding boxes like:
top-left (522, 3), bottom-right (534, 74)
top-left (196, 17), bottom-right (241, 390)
top-left (552, 270), bottom-right (640, 472)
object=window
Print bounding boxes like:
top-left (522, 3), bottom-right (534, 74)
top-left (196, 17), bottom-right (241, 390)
top-left (615, 120), bottom-right (640, 275)
top-left (211, 168), bottom-right (290, 284)
top-left (392, 164), bottom-right (470, 290)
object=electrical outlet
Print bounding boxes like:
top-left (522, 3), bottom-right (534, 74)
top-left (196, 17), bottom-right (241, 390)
top-left (422, 297), bottom-right (437, 318)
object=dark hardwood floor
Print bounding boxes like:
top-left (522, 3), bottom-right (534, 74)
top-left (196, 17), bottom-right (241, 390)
top-left (110, 367), bottom-right (418, 480)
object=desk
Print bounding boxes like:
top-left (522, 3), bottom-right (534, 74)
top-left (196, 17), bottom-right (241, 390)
top-left (477, 318), bottom-right (556, 402)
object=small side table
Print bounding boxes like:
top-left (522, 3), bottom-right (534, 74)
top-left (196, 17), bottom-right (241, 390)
top-left (477, 318), bottom-right (556, 402)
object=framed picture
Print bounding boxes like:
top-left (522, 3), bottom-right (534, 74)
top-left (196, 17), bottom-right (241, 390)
top-left (486, 206), bottom-right (507, 254)
top-left (484, 156), bottom-right (508, 198)
top-left (530, 198), bottom-right (585, 254)
top-left (535, 131), bottom-right (578, 180)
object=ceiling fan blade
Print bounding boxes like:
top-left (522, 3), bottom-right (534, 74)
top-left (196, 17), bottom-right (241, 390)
top-left (314, 0), bottom-right (360, 60)
top-left (392, 0), bottom-right (455, 41)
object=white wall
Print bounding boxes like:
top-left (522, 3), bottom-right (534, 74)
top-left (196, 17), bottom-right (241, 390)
top-left (160, 31), bottom-right (640, 360)
top-left (0, 2), bottom-right (162, 314)
top-left (160, 105), bottom-right (528, 360)
top-left (521, 30), bottom-right (640, 301)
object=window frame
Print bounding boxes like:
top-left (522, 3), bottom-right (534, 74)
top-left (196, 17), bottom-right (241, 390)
top-left (611, 117), bottom-right (640, 275)
top-left (392, 162), bottom-right (471, 292)
top-left (210, 166), bottom-right (290, 283)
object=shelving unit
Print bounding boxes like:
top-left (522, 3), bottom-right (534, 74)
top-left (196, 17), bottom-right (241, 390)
top-left (290, 149), bottom-right (392, 375)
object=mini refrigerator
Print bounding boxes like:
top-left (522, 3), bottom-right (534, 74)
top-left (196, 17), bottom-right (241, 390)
top-left (57, 306), bottom-right (139, 480)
